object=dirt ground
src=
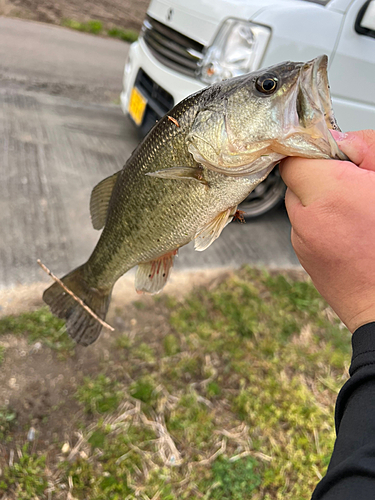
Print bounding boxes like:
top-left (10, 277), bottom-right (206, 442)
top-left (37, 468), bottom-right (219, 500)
top-left (0, 0), bottom-right (149, 31)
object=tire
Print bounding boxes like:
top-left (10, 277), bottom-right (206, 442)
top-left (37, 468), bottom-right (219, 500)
top-left (239, 166), bottom-right (286, 219)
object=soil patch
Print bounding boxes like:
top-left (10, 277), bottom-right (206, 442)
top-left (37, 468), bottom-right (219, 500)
top-left (0, 0), bottom-right (149, 31)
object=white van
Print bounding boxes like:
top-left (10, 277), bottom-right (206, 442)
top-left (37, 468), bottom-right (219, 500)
top-left (121, 0), bottom-right (375, 217)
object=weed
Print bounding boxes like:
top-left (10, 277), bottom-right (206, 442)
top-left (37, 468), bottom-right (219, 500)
top-left (115, 333), bottom-right (132, 349)
top-left (208, 456), bottom-right (262, 499)
top-left (76, 374), bottom-right (122, 414)
top-left (206, 381), bottom-right (221, 397)
top-left (0, 444), bottom-right (48, 499)
top-left (62, 18), bottom-right (103, 35)
top-left (107, 27), bottom-right (138, 43)
top-left (130, 375), bottom-right (156, 404)
top-left (62, 458), bottom-right (97, 498)
top-left (0, 345), bottom-right (4, 365)
top-left (0, 406), bottom-right (16, 442)
top-left (167, 391), bottom-right (215, 450)
top-left (133, 300), bottom-right (147, 310)
top-left (86, 20), bottom-right (103, 35)
top-left (163, 333), bottom-right (180, 356)
top-left (61, 19), bottom-right (138, 43)
top-left (0, 308), bottom-right (75, 355)
top-left (88, 428), bottom-right (107, 449)
top-left (134, 342), bottom-right (155, 363)
top-left (62, 420), bottom-right (158, 498)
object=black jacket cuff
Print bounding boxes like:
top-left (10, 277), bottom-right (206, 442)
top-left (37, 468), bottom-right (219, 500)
top-left (350, 322), bottom-right (375, 376)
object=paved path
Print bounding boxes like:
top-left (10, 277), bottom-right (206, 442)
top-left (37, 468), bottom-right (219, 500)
top-left (0, 17), bottom-right (128, 103)
top-left (0, 18), bottom-right (299, 289)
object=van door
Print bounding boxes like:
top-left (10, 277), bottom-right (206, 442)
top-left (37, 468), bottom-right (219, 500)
top-left (329, 0), bottom-right (375, 131)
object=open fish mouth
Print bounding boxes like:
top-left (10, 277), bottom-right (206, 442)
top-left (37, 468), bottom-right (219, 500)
top-left (296, 55), bottom-right (348, 160)
top-left (301, 55), bottom-right (340, 131)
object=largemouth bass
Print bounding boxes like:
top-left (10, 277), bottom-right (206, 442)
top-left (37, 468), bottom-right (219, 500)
top-left (43, 55), bottom-right (346, 345)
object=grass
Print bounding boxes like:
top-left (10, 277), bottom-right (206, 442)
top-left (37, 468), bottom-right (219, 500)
top-left (0, 267), bottom-right (351, 499)
top-left (107, 26), bottom-right (139, 43)
top-left (209, 456), bottom-right (262, 499)
top-left (61, 18), bottom-right (138, 43)
top-left (0, 307), bottom-right (75, 357)
top-left (0, 406), bottom-right (16, 442)
top-left (0, 444), bottom-right (49, 500)
top-left (76, 374), bottom-right (123, 414)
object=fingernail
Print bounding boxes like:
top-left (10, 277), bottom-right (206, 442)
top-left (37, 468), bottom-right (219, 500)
top-left (330, 129), bottom-right (348, 142)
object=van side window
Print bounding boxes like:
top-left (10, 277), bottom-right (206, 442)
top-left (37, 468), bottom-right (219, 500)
top-left (355, 0), bottom-right (375, 38)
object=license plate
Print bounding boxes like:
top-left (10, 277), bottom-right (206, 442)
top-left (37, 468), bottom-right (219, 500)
top-left (128, 87), bottom-right (147, 126)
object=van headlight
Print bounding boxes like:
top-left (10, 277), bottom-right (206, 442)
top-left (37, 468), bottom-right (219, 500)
top-left (199, 19), bottom-right (271, 84)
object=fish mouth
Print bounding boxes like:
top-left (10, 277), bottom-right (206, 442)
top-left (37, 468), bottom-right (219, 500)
top-left (297, 55), bottom-right (348, 160)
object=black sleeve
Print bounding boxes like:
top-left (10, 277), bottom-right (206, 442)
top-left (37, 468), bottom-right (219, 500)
top-left (312, 322), bottom-right (375, 499)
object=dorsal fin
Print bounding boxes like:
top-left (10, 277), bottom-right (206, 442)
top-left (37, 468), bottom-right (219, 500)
top-left (90, 172), bottom-right (120, 230)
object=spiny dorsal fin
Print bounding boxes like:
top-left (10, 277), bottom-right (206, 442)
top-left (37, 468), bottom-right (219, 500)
top-left (194, 206), bottom-right (237, 251)
top-left (90, 171), bottom-right (120, 230)
top-left (146, 166), bottom-right (208, 186)
top-left (135, 249), bottom-right (178, 294)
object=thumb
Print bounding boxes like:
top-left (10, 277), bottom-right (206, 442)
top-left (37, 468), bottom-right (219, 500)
top-left (330, 129), bottom-right (375, 171)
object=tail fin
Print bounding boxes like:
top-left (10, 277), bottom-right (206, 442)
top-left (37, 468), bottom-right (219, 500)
top-left (42, 265), bottom-right (112, 346)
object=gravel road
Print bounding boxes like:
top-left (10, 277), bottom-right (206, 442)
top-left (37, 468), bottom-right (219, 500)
top-left (0, 17), bottom-right (299, 291)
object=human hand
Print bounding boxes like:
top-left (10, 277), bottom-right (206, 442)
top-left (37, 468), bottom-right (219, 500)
top-left (279, 130), bottom-right (375, 332)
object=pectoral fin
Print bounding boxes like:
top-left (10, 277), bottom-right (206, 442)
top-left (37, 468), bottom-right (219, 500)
top-left (90, 171), bottom-right (120, 230)
top-left (146, 167), bottom-right (208, 186)
top-left (194, 206), bottom-right (237, 251)
top-left (135, 249), bottom-right (178, 294)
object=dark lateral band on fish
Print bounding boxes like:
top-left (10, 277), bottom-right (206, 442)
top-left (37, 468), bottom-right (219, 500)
top-left (42, 55), bottom-right (346, 346)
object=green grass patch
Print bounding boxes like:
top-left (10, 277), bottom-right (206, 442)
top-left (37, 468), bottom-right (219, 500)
top-left (163, 333), bottom-right (180, 356)
top-left (0, 267), bottom-right (351, 499)
top-left (61, 19), bottom-right (138, 43)
top-left (62, 18), bottom-right (103, 35)
top-left (107, 26), bottom-right (139, 43)
top-left (209, 456), bottom-right (262, 499)
top-left (76, 374), bottom-right (123, 414)
top-left (0, 406), bottom-right (16, 442)
top-left (0, 444), bottom-right (48, 499)
top-left (130, 375), bottom-right (156, 404)
top-left (0, 307), bottom-right (75, 356)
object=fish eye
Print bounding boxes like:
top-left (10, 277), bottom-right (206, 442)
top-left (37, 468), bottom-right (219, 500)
top-left (255, 74), bottom-right (278, 95)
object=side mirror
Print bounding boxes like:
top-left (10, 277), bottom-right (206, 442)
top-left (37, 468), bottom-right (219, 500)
top-left (355, 0), bottom-right (375, 38)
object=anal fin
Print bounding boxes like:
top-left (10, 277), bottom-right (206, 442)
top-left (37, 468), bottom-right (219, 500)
top-left (135, 249), bottom-right (178, 294)
top-left (194, 206), bottom-right (237, 251)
